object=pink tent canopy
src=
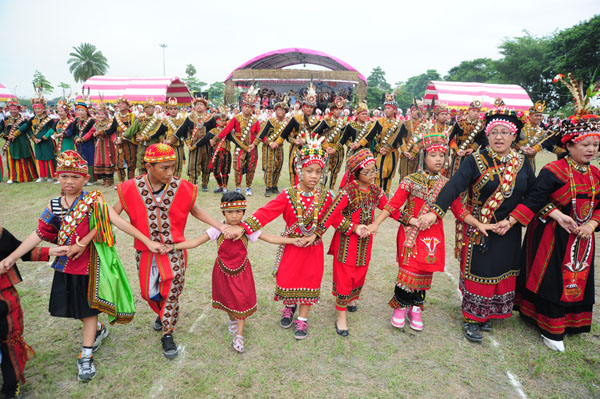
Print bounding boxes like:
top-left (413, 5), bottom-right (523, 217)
top-left (424, 81), bottom-right (533, 111)
top-left (0, 83), bottom-right (17, 102)
top-left (79, 76), bottom-right (192, 105)
top-left (225, 48), bottom-right (367, 84)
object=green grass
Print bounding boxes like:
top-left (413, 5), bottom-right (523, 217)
top-left (0, 149), bottom-right (598, 398)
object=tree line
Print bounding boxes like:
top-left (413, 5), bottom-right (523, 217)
top-left (367, 15), bottom-right (600, 115)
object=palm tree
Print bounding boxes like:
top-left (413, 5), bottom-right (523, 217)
top-left (68, 43), bottom-right (109, 83)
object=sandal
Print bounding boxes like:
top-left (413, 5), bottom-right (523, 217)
top-left (232, 335), bottom-right (244, 353)
top-left (227, 320), bottom-right (238, 335)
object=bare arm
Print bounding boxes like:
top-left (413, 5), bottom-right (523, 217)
top-left (106, 201), bottom-right (161, 253)
top-left (258, 232), bottom-right (302, 246)
top-left (191, 205), bottom-right (227, 231)
top-left (173, 233), bottom-right (210, 250)
top-left (112, 201), bottom-right (124, 215)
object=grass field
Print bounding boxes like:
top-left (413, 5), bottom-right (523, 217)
top-left (0, 150), bottom-right (598, 399)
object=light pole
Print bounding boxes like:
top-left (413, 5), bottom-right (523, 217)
top-left (159, 44), bottom-right (167, 76)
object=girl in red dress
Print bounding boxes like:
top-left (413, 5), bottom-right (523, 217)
top-left (371, 124), bottom-right (492, 331)
top-left (229, 134), bottom-right (351, 340)
top-left (327, 149), bottom-right (388, 337)
top-left (174, 192), bottom-right (300, 353)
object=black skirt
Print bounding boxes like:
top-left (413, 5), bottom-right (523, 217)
top-left (49, 271), bottom-right (99, 320)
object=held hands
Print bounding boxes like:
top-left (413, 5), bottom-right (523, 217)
top-left (417, 212), bottom-right (437, 230)
top-left (403, 151), bottom-right (414, 160)
top-left (66, 242), bottom-right (87, 260)
top-left (380, 148), bottom-right (388, 156)
top-left (247, 144), bottom-right (255, 152)
top-left (577, 223), bottom-right (594, 239)
top-left (224, 225), bottom-right (245, 241)
top-left (474, 222), bottom-right (495, 237)
top-left (326, 147), bottom-right (336, 155)
top-left (294, 138), bottom-right (303, 146)
top-left (355, 224), bottom-right (370, 238)
top-left (366, 223), bottom-right (379, 236)
top-left (349, 142), bottom-right (360, 150)
top-left (456, 149), bottom-right (466, 157)
top-left (492, 220), bottom-right (511, 236)
top-left (0, 257), bottom-right (16, 274)
top-left (269, 142), bottom-right (278, 149)
top-left (550, 211), bottom-right (578, 235)
top-left (465, 148), bottom-right (474, 155)
top-left (408, 217), bottom-right (421, 228)
top-left (49, 246), bottom-right (69, 257)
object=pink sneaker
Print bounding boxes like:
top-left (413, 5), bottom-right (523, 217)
top-left (407, 306), bottom-right (423, 331)
top-left (391, 307), bottom-right (407, 329)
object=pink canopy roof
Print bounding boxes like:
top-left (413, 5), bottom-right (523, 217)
top-left (424, 81), bottom-right (533, 111)
top-left (79, 76), bottom-right (192, 105)
top-left (0, 83), bottom-right (17, 102)
top-left (225, 48), bottom-right (367, 84)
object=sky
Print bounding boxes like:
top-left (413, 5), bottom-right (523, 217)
top-left (0, 0), bottom-right (598, 98)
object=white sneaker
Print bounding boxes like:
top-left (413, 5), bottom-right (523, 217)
top-left (77, 355), bottom-right (96, 381)
top-left (246, 187), bottom-right (252, 196)
top-left (6, 180), bottom-right (13, 184)
top-left (36, 177), bottom-right (44, 183)
top-left (54, 180), bottom-right (61, 184)
top-left (541, 335), bottom-right (565, 352)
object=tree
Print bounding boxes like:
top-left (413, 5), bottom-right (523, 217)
top-left (207, 82), bottom-right (225, 105)
top-left (444, 58), bottom-right (499, 82)
top-left (68, 43), bottom-right (109, 83)
top-left (366, 66), bottom-right (392, 108)
top-left (547, 15), bottom-right (600, 108)
top-left (58, 82), bottom-right (71, 99)
top-left (396, 69), bottom-right (441, 111)
top-left (32, 70), bottom-right (54, 95)
top-left (495, 33), bottom-right (554, 105)
top-left (183, 63), bottom-right (206, 95)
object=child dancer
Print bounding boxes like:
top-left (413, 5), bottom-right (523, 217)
top-left (370, 127), bottom-right (492, 331)
top-left (209, 114), bottom-right (232, 194)
top-left (327, 149), bottom-right (389, 336)
top-left (174, 192), bottom-right (301, 353)
top-left (0, 150), bottom-right (162, 382)
top-left (0, 225), bottom-right (66, 398)
top-left (229, 134), bottom-right (358, 340)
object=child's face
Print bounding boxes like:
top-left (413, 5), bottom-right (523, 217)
top-left (357, 164), bottom-right (376, 185)
top-left (300, 164), bottom-right (323, 191)
top-left (223, 209), bottom-right (244, 225)
top-left (58, 172), bottom-right (89, 195)
top-left (424, 150), bottom-right (445, 173)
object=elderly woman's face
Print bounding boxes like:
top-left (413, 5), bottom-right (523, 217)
top-left (568, 136), bottom-right (600, 164)
top-left (488, 125), bottom-right (516, 155)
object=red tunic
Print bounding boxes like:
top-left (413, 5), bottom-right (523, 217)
top-left (241, 184), bottom-right (341, 305)
top-left (209, 228), bottom-right (258, 319)
top-left (385, 173), bottom-right (467, 286)
top-left (327, 182), bottom-right (388, 267)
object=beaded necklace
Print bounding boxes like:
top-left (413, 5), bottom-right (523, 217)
top-left (381, 118), bottom-right (401, 146)
top-left (325, 117), bottom-right (346, 143)
top-left (32, 115), bottom-right (53, 137)
top-left (294, 184), bottom-right (321, 236)
top-left (352, 120), bottom-right (371, 145)
top-left (139, 115), bottom-right (159, 139)
top-left (233, 115), bottom-right (257, 157)
top-left (566, 156), bottom-right (596, 225)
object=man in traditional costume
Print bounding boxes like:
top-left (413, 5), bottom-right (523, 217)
top-left (277, 84), bottom-right (321, 185)
top-left (208, 114), bottom-right (231, 193)
top-left (124, 98), bottom-right (166, 176)
top-left (53, 100), bottom-right (75, 156)
top-left (257, 101), bottom-right (289, 196)
top-left (397, 102), bottom-right (422, 181)
top-left (366, 93), bottom-right (403, 194)
top-left (216, 87), bottom-right (262, 196)
top-left (161, 97), bottom-right (187, 178)
top-left (345, 102), bottom-right (376, 157)
top-left (115, 143), bottom-right (227, 359)
top-left (448, 99), bottom-right (486, 177)
top-left (18, 94), bottom-right (56, 182)
top-left (312, 96), bottom-right (350, 190)
top-left (113, 97), bottom-right (138, 182)
top-left (176, 97), bottom-right (216, 191)
top-left (0, 100), bottom-right (38, 184)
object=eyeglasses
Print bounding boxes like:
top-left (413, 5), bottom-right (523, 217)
top-left (360, 168), bottom-right (378, 176)
top-left (488, 131), bottom-right (514, 137)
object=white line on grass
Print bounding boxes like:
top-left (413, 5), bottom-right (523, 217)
top-left (188, 313), bottom-right (206, 333)
top-left (444, 269), bottom-right (529, 399)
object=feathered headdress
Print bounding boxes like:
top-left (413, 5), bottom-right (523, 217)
top-left (553, 73), bottom-right (599, 143)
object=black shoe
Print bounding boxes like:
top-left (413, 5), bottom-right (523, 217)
top-left (335, 321), bottom-right (349, 337)
top-left (264, 188), bottom-right (271, 197)
top-left (463, 322), bottom-right (483, 343)
top-left (480, 320), bottom-right (492, 332)
top-left (347, 304), bottom-right (358, 313)
top-left (2, 382), bottom-right (21, 399)
top-left (201, 185), bottom-right (208, 192)
top-left (161, 334), bottom-right (179, 359)
top-left (153, 316), bottom-right (163, 331)
top-left (213, 187), bottom-right (223, 194)
top-left (272, 187), bottom-right (280, 194)
top-left (280, 305), bottom-right (296, 328)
